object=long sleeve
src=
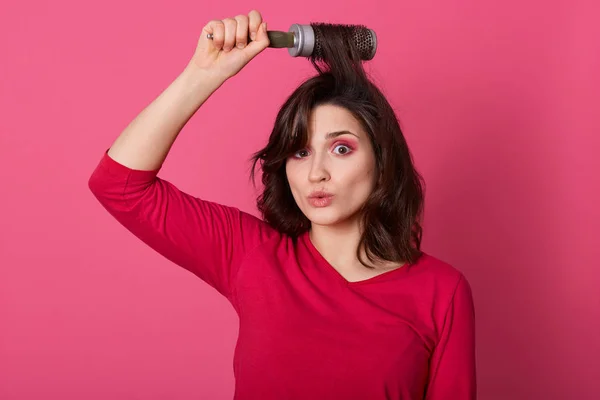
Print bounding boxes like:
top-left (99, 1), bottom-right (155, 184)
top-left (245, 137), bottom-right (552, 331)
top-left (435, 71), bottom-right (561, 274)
top-left (425, 274), bottom-right (477, 399)
top-left (87, 149), bottom-right (277, 301)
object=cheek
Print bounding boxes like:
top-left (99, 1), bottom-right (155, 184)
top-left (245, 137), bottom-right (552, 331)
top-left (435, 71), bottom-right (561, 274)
top-left (344, 161), bottom-right (376, 186)
top-left (285, 164), bottom-right (301, 196)
top-left (285, 162), bottom-right (294, 182)
top-left (339, 168), bottom-right (377, 203)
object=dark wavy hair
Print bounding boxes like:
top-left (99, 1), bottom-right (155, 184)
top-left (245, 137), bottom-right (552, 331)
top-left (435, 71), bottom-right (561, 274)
top-left (249, 23), bottom-right (425, 268)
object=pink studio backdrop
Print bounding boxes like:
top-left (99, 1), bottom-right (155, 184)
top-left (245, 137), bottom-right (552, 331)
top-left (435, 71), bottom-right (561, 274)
top-left (1, 1), bottom-right (598, 399)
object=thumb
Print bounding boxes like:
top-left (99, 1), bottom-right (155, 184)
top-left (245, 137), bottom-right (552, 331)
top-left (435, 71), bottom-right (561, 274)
top-left (245, 22), bottom-right (269, 56)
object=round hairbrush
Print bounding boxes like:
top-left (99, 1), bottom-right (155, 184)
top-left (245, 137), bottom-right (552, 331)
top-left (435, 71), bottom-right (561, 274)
top-left (207, 23), bottom-right (377, 61)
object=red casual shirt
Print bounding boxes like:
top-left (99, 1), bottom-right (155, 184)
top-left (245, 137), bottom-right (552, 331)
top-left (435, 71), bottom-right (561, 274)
top-left (88, 150), bottom-right (477, 399)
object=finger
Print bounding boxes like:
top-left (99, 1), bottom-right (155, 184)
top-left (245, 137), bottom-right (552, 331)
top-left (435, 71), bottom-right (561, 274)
top-left (234, 15), bottom-right (249, 49)
top-left (247, 10), bottom-right (262, 41)
top-left (245, 22), bottom-right (269, 57)
top-left (222, 18), bottom-right (237, 52)
top-left (204, 20), bottom-right (225, 50)
top-left (258, 22), bottom-right (268, 42)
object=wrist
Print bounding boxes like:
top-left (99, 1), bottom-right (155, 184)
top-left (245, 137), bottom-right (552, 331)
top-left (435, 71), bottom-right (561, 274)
top-left (182, 60), bottom-right (228, 88)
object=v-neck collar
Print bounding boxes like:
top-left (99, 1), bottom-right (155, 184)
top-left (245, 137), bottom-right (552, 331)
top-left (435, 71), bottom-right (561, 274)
top-left (301, 230), bottom-right (413, 286)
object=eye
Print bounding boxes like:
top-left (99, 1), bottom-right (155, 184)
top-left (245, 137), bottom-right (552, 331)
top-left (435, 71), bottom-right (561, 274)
top-left (333, 144), bottom-right (352, 155)
top-left (293, 149), bottom-right (310, 158)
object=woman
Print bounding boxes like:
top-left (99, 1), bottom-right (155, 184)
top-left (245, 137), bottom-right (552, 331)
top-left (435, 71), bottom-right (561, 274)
top-left (88, 10), bottom-right (476, 399)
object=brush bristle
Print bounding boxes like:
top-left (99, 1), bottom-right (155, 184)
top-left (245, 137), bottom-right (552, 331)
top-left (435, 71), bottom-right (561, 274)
top-left (310, 23), bottom-right (376, 62)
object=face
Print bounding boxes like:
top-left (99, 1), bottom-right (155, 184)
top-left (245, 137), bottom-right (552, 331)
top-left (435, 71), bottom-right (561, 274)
top-left (285, 103), bottom-right (378, 229)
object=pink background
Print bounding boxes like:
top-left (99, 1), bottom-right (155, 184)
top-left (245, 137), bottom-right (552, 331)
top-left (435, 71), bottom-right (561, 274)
top-left (1, 1), bottom-right (598, 399)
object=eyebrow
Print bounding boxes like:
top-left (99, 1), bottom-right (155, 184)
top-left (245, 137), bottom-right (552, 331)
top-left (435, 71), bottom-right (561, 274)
top-left (324, 130), bottom-right (360, 140)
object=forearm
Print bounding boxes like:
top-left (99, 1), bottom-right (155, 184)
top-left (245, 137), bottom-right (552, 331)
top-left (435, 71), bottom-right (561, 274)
top-left (107, 62), bottom-right (225, 171)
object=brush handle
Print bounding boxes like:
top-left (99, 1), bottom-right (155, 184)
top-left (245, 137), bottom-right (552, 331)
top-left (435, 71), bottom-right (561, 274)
top-left (206, 30), bottom-right (294, 48)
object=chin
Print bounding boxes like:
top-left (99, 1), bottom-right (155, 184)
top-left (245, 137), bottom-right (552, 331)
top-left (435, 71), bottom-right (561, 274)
top-left (305, 208), bottom-right (358, 228)
top-left (308, 216), bottom-right (341, 227)
top-left (302, 208), bottom-right (335, 225)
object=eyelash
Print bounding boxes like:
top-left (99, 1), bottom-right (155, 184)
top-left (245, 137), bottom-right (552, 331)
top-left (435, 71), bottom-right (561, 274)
top-left (293, 143), bottom-right (354, 159)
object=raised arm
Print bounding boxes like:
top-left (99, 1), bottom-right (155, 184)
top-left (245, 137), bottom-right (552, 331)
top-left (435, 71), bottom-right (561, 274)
top-left (88, 11), bottom-right (276, 301)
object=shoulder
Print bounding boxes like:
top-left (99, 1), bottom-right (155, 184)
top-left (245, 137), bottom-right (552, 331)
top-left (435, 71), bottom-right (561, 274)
top-left (237, 208), bottom-right (284, 247)
top-left (408, 252), bottom-right (474, 302)
top-left (407, 253), bottom-right (476, 337)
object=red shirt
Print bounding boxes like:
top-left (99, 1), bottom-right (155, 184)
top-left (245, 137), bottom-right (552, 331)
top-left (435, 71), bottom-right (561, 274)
top-left (88, 150), bottom-right (477, 399)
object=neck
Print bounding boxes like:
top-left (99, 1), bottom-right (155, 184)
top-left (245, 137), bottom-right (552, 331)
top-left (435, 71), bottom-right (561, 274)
top-left (309, 219), bottom-right (368, 269)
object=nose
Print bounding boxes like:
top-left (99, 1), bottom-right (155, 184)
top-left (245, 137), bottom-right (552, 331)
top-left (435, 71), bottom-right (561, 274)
top-left (308, 152), bottom-right (330, 183)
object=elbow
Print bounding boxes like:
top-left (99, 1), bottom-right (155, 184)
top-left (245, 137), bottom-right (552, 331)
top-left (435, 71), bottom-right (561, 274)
top-left (88, 164), bottom-right (108, 199)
